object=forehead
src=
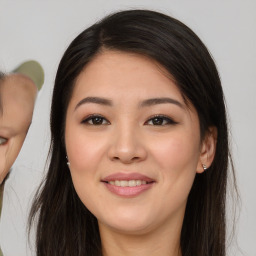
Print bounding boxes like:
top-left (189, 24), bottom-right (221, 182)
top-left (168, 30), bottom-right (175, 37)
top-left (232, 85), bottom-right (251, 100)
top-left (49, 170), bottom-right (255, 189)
top-left (1, 77), bottom-right (33, 111)
top-left (0, 75), bottom-right (36, 133)
top-left (71, 50), bottom-right (184, 104)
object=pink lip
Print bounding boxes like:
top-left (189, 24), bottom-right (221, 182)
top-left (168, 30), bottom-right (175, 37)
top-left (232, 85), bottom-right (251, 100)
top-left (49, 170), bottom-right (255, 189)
top-left (102, 172), bottom-right (155, 198)
top-left (102, 172), bottom-right (154, 183)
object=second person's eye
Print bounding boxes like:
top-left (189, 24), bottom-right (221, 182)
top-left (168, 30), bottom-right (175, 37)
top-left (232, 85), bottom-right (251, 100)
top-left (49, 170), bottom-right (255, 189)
top-left (0, 136), bottom-right (8, 145)
top-left (82, 115), bottom-right (110, 125)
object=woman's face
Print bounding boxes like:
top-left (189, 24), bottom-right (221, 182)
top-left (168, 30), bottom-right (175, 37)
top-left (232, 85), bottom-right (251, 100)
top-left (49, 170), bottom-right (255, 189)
top-left (0, 75), bottom-right (37, 184)
top-left (65, 51), bottom-right (212, 235)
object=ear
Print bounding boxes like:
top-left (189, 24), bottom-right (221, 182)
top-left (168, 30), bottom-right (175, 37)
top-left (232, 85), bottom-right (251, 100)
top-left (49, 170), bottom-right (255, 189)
top-left (196, 126), bottom-right (217, 173)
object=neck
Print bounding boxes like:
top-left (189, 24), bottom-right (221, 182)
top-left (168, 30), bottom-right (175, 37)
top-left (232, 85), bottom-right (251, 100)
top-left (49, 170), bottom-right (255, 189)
top-left (99, 222), bottom-right (182, 256)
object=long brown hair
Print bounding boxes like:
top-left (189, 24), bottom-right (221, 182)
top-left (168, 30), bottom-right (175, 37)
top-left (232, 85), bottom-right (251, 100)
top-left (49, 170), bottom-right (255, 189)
top-left (29, 9), bottom-right (237, 256)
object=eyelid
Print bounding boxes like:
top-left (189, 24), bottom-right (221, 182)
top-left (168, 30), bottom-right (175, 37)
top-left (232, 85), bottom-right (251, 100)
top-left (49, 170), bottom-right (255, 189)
top-left (0, 136), bottom-right (8, 145)
top-left (81, 114), bottom-right (110, 125)
top-left (144, 114), bottom-right (178, 125)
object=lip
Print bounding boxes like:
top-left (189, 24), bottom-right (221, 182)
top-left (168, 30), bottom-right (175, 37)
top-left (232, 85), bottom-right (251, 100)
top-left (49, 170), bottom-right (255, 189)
top-left (101, 172), bottom-right (155, 198)
top-left (102, 172), bottom-right (155, 183)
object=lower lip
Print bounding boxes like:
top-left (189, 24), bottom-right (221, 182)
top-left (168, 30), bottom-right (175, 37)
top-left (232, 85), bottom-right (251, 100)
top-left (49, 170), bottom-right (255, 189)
top-left (103, 182), bottom-right (154, 197)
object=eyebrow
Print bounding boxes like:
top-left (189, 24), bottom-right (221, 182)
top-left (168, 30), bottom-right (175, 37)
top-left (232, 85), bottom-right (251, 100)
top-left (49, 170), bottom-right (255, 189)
top-left (74, 96), bottom-right (184, 110)
top-left (75, 97), bottom-right (112, 110)
top-left (140, 97), bottom-right (184, 108)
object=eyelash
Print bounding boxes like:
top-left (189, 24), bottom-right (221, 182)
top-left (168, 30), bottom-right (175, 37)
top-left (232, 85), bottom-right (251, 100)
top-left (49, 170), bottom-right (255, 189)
top-left (145, 115), bottom-right (178, 126)
top-left (81, 114), bottom-right (110, 125)
top-left (81, 114), bottom-right (177, 126)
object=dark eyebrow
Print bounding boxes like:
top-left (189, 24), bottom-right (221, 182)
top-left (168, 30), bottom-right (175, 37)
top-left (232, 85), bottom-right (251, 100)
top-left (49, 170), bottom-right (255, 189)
top-left (75, 97), bottom-right (112, 110)
top-left (140, 97), bottom-right (184, 108)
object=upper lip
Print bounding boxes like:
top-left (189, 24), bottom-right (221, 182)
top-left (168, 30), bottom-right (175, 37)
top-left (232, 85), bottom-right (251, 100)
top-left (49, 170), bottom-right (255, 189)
top-left (102, 172), bottom-right (155, 183)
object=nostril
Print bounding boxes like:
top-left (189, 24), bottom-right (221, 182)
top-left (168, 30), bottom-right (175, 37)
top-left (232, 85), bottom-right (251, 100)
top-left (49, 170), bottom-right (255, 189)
top-left (108, 142), bottom-right (147, 163)
top-left (111, 155), bottom-right (140, 164)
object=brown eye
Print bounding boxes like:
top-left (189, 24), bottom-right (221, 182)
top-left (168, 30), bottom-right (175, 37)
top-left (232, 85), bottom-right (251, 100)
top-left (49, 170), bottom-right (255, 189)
top-left (145, 115), bottom-right (177, 126)
top-left (82, 115), bottom-right (110, 125)
top-left (151, 117), bottom-right (165, 125)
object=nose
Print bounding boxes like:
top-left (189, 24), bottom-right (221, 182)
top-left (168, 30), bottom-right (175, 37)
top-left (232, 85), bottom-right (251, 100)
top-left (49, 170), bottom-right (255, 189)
top-left (107, 125), bottom-right (147, 164)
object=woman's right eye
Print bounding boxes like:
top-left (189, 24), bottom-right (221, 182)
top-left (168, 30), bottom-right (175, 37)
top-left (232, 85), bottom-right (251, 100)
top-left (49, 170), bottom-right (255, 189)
top-left (81, 115), bottom-right (110, 125)
top-left (0, 137), bottom-right (8, 145)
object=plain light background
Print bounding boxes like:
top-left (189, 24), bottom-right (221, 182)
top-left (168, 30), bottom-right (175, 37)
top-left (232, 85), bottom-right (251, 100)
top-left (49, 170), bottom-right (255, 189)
top-left (0, 1), bottom-right (255, 255)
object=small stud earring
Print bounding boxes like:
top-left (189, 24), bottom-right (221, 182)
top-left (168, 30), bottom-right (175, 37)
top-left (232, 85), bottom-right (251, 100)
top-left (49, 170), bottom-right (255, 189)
top-left (202, 164), bottom-right (207, 171)
top-left (66, 156), bottom-right (70, 167)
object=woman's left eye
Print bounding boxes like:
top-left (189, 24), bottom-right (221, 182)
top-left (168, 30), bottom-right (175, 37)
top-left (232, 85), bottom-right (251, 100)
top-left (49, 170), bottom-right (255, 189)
top-left (81, 115), bottom-right (110, 125)
top-left (145, 115), bottom-right (177, 126)
top-left (0, 137), bottom-right (8, 145)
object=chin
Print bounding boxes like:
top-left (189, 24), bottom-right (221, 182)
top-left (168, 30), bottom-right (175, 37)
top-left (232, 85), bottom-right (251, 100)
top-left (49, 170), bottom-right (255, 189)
top-left (98, 210), bottom-right (156, 235)
top-left (104, 222), bottom-right (153, 235)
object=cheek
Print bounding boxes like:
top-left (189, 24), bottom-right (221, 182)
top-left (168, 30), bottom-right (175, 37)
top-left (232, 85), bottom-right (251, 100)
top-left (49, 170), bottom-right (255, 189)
top-left (65, 123), bottom-right (110, 192)
top-left (0, 147), bottom-right (8, 183)
top-left (150, 134), bottom-right (200, 171)
top-left (0, 135), bottom-right (25, 183)
top-left (66, 130), bottom-right (106, 173)
top-left (65, 130), bottom-right (110, 216)
top-left (149, 132), bottom-right (200, 197)
top-left (144, 134), bottom-right (200, 219)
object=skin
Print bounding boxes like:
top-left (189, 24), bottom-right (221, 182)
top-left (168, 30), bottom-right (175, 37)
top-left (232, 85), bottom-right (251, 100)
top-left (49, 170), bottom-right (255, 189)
top-left (65, 51), bottom-right (216, 256)
top-left (0, 74), bottom-right (37, 184)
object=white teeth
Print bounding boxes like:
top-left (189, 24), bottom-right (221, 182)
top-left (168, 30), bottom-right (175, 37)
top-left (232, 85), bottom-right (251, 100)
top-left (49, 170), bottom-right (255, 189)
top-left (128, 180), bottom-right (136, 187)
top-left (136, 180), bottom-right (141, 186)
top-left (120, 180), bottom-right (128, 187)
top-left (108, 180), bottom-right (149, 187)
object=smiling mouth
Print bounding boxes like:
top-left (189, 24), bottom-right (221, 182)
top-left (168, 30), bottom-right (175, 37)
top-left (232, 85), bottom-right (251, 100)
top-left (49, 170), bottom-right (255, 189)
top-left (101, 173), bottom-right (155, 197)
top-left (104, 180), bottom-right (154, 187)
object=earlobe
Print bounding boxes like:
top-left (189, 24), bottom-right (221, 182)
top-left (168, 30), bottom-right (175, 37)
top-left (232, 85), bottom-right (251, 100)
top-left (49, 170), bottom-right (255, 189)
top-left (197, 126), bottom-right (217, 173)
